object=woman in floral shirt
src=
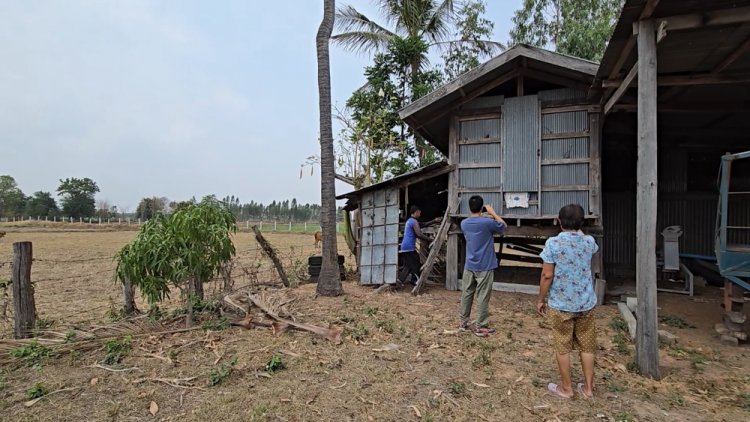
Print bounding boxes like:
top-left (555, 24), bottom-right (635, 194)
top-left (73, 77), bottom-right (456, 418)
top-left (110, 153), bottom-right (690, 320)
top-left (537, 204), bottom-right (598, 399)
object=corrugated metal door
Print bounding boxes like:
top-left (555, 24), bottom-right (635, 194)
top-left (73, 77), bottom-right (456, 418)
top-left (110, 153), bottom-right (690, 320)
top-left (358, 188), bottom-right (399, 285)
top-left (502, 95), bottom-right (540, 192)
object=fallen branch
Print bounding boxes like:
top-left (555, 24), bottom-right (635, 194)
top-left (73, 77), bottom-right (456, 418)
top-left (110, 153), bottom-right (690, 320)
top-left (92, 364), bottom-right (141, 372)
top-left (248, 293), bottom-right (342, 345)
top-left (132, 377), bottom-right (205, 391)
top-left (24, 387), bottom-right (81, 407)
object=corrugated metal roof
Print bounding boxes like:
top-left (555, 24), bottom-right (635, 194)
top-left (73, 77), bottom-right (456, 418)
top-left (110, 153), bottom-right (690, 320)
top-left (335, 161), bottom-right (450, 200)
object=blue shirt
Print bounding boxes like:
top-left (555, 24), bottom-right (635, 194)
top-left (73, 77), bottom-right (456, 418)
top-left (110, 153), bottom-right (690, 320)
top-left (461, 217), bottom-right (506, 272)
top-left (539, 231), bottom-right (599, 312)
top-left (400, 217), bottom-right (418, 251)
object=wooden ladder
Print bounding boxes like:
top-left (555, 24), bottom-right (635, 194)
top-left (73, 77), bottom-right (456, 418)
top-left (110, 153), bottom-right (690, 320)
top-left (412, 197), bottom-right (458, 295)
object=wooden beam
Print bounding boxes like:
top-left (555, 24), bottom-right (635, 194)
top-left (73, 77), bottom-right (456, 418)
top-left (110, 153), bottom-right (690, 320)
top-left (517, 74), bottom-right (524, 97)
top-left (603, 71), bottom-right (750, 87)
top-left (458, 138), bottom-right (501, 145)
top-left (541, 131), bottom-right (589, 140)
top-left (610, 103), bottom-right (750, 113)
top-left (653, 6), bottom-right (750, 32)
top-left (603, 0), bottom-right (661, 96)
top-left (604, 63), bottom-right (638, 114)
top-left (540, 158), bottom-right (590, 165)
top-left (635, 19), bottom-right (660, 379)
top-left (394, 164), bottom-right (455, 188)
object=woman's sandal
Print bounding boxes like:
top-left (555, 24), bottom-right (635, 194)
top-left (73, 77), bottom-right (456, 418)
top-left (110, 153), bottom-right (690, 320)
top-left (547, 383), bottom-right (573, 399)
top-left (577, 383), bottom-right (594, 399)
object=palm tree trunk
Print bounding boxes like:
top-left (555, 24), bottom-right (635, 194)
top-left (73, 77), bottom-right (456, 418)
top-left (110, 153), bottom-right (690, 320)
top-left (316, 0), bottom-right (343, 297)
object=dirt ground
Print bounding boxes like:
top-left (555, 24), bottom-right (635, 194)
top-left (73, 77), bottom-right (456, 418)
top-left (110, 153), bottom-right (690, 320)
top-left (0, 227), bottom-right (749, 421)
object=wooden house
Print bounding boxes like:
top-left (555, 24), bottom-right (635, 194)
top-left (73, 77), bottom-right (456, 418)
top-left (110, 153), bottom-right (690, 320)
top-left (340, 45), bottom-right (605, 293)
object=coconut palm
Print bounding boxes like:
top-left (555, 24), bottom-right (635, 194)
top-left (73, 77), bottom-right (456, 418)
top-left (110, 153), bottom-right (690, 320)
top-left (316, 0), bottom-right (343, 297)
top-left (333, 0), bottom-right (502, 75)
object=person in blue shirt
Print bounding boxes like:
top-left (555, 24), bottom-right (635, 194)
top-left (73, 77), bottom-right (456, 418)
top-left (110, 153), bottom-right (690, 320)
top-left (398, 205), bottom-right (437, 286)
top-left (458, 195), bottom-right (506, 337)
top-left (536, 203), bottom-right (599, 399)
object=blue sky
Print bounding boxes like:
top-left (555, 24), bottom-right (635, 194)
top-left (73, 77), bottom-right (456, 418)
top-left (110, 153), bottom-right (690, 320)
top-left (0, 0), bottom-right (522, 211)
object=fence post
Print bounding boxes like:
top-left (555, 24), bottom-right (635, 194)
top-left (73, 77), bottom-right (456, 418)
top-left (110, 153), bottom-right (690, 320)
top-left (336, 222), bottom-right (340, 233)
top-left (274, 221), bottom-right (277, 231)
top-left (12, 242), bottom-right (36, 339)
top-left (80, 217), bottom-right (82, 223)
top-left (289, 222), bottom-right (292, 231)
top-left (99, 217), bottom-right (101, 224)
top-left (304, 222), bottom-right (307, 232)
top-left (138, 218), bottom-right (141, 225)
top-left (260, 221), bottom-right (263, 230)
top-left (246, 221), bottom-right (249, 230)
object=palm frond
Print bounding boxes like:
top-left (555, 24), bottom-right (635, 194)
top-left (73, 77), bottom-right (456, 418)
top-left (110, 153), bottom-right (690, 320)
top-left (422, 0), bottom-right (456, 44)
top-left (333, 5), bottom-right (396, 53)
top-left (331, 31), bottom-right (394, 54)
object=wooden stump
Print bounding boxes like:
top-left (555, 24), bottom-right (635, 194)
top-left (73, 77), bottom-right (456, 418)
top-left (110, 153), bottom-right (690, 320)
top-left (122, 276), bottom-right (138, 315)
top-left (12, 242), bottom-right (36, 339)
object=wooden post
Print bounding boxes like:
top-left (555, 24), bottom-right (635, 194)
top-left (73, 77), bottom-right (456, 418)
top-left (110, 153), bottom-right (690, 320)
top-left (635, 19), bottom-right (660, 379)
top-left (251, 225), bottom-right (290, 287)
top-left (122, 276), bottom-right (138, 315)
top-left (446, 231), bottom-right (459, 291)
top-left (12, 242), bottom-right (36, 339)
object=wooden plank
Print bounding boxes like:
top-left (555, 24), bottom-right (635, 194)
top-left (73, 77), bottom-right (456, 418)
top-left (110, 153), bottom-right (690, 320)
top-left (12, 242), bottom-right (36, 339)
top-left (252, 225), bottom-right (290, 287)
top-left (517, 74), bottom-right (524, 96)
top-left (446, 232), bottom-right (459, 291)
top-left (603, 71), bottom-right (750, 88)
top-left (492, 282), bottom-right (539, 295)
top-left (394, 164), bottom-right (455, 188)
top-left (541, 185), bottom-right (590, 192)
top-left (458, 113), bottom-right (502, 121)
top-left (589, 113), bottom-right (602, 216)
top-left (540, 158), bottom-right (590, 166)
top-left (654, 6), bottom-right (750, 32)
top-left (458, 137), bottom-right (500, 145)
top-left (635, 19), bottom-right (660, 379)
top-left (413, 196), bottom-right (458, 295)
top-left (457, 163), bottom-right (501, 169)
top-left (499, 253), bottom-right (542, 265)
top-left (541, 104), bottom-right (599, 114)
top-left (604, 63), bottom-right (638, 115)
top-left (457, 187), bottom-right (503, 193)
top-left (541, 131), bottom-right (589, 140)
top-left (617, 302), bottom-right (637, 341)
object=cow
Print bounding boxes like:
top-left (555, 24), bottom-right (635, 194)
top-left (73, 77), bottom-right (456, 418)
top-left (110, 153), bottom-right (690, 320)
top-left (313, 231), bottom-right (321, 248)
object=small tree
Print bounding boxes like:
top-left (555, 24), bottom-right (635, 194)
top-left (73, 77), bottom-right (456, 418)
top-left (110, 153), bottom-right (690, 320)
top-left (57, 177), bottom-right (99, 218)
top-left (24, 191), bottom-right (59, 218)
top-left (0, 175), bottom-right (26, 217)
top-left (115, 197), bottom-right (237, 325)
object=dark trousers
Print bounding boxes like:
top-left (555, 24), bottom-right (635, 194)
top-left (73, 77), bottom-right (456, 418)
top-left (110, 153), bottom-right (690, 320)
top-left (399, 251), bottom-right (421, 284)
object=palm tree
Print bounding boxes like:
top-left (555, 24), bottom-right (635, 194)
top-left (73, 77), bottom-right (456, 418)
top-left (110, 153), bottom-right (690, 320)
top-left (316, 0), bottom-right (343, 297)
top-left (333, 1), bottom-right (501, 162)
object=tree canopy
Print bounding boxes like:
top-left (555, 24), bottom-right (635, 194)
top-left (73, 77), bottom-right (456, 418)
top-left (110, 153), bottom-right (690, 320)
top-left (0, 175), bottom-right (26, 217)
top-left (509, 0), bottom-right (622, 62)
top-left (57, 177), bottom-right (100, 219)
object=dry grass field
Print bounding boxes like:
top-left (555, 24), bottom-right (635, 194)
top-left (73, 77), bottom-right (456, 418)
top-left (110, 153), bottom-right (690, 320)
top-left (0, 227), bottom-right (749, 421)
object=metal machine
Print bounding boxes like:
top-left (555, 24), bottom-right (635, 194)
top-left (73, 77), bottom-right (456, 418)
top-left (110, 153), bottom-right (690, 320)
top-left (715, 151), bottom-right (750, 292)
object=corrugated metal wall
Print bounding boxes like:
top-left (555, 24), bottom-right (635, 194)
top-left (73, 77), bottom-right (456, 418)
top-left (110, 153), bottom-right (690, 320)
top-left (603, 192), bottom-right (750, 276)
top-left (457, 115), bottom-right (504, 214)
top-left (502, 95), bottom-right (540, 192)
top-left (454, 89), bottom-right (595, 218)
top-left (359, 188), bottom-right (399, 285)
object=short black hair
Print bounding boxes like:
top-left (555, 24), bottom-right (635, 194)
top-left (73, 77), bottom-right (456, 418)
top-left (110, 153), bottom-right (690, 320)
top-left (468, 195), bottom-right (484, 213)
top-left (558, 203), bottom-right (585, 230)
top-left (410, 205), bottom-right (421, 215)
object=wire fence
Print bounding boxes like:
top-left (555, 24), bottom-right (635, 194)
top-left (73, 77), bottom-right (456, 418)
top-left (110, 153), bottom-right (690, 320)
top-left (0, 217), bottom-right (342, 233)
top-left (0, 240), bottom-right (354, 336)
